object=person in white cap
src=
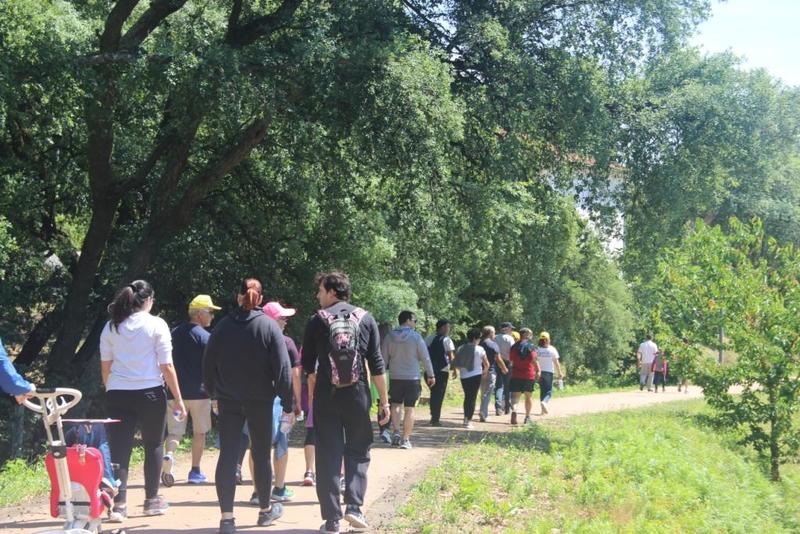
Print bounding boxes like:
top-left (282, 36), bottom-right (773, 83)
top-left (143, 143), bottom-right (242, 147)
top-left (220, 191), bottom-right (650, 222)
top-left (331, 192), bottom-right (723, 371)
top-left (261, 301), bottom-right (303, 503)
top-left (162, 294), bottom-right (221, 486)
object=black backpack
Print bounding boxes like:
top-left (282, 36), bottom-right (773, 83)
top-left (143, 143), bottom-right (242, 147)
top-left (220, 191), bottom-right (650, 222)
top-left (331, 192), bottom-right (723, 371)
top-left (317, 307), bottom-right (366, 388)
top-left (428, 334), bottom-right (448, 371)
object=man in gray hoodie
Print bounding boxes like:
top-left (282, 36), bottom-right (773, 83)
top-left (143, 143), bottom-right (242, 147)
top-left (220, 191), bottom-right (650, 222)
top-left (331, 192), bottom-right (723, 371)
top-left (382, 311), bottom-right (435, 449)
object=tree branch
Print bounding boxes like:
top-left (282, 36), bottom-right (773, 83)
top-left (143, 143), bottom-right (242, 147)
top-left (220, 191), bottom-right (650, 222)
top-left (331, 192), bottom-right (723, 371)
top-left (120, 0), bottom-right (188, 51)
top-left (100, 0), bottom-right (141, 52)
top-left (225, 0), bottom-right (303, 48)
top-left (226, 0), bottom-right (244, 42)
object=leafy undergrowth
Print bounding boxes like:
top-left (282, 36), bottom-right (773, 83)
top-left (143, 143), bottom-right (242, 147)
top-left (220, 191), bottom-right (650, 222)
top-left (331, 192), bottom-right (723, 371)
top-left (395, 400), bottom-right (800, 533)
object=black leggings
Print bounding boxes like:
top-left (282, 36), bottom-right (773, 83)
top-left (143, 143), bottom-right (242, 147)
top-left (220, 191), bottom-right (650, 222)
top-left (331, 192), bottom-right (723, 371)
top-left (216, 399), bottom-right (273, 513)
top-left (460, 374), bottom-right (482, 421)
top-left (105, 386), bottom-right (167, 502)
top-left (428, 370), bottom-right (450, 423)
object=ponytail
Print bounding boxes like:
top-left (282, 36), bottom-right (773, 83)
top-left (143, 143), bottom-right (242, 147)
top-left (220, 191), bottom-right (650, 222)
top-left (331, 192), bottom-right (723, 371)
top-left (108, 279), bottom-right (154, 331)
top-left (239, 278), bottom-right (263, 311)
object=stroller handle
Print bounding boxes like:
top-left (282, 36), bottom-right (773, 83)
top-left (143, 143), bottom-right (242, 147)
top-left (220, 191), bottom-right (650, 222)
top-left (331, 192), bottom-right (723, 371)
top-left (23, 387), bottom-right (83, 416)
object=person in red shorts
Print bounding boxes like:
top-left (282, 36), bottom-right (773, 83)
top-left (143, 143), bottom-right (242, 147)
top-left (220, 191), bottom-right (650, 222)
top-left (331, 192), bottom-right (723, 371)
top-left (508, 328), bottom-right (539, 425)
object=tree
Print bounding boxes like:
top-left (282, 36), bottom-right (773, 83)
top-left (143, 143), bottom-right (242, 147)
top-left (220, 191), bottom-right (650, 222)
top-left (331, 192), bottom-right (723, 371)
top-left (654, 218), bottom-right (800, 481)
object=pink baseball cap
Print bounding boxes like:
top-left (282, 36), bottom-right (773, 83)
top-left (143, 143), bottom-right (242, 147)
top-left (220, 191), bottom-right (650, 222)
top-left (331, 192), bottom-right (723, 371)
top-left (263, 301), bottom-right (296, 320)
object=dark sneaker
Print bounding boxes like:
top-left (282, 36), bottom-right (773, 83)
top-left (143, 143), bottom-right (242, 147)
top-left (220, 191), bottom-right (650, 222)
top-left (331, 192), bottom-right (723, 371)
top-left (391, 433), bottom-right (401, 447)
top-left (479, 415), bottom-right (487, 422)
top-left (344, 505), bottom-right (369, 531)
top-left (271, 486), bottom-right (294, 502)
top-left (249, 492), bottom-right (260, 506)
top-left (219, 518), bottom-right (236, 534)
top-left (523, 415), bottom-right (531, 425)
top-left (108, 503), bottom-right (127, 523)
top-left (144, 495), bottom-right (169, 516)
top-left (257, 503), bottom-right (284, 526)
top-left (429, 420), bottom-right (441, 427)
top-left (235, 464), bottom-right (243, 485)
top-left (188, 469), bottom-right (207, 484)
top-left (320, 519), bottom-right (340, 533)
top-left (303, 470), bottom-right (316, 486)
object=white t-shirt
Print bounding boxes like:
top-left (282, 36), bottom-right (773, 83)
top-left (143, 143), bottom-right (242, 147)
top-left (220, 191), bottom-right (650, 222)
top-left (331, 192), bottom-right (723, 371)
top-left (536, 345), bottom-right (560, 373)
top-left (457, 344), bottom-right (487, 379)
top-left (100, 311), bottom-right (173, 391)
top-left (495, 333), bottom-right (514, 360)
top-left (425, 334), bottom-right (456, 371)
top-left (638, 340), bottom-right (658, 364)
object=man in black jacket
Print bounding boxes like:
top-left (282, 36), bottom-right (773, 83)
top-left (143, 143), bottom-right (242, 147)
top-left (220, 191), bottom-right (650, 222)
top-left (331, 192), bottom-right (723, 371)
top-left (302, 271), bottom-right (390, 534)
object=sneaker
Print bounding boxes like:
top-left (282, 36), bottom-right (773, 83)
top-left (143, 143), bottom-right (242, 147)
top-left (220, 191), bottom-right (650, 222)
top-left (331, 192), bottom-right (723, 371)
top-left (219, 518), bottom-right (236, 534)
top-left (235, 464), bottom-right (243, 485)
top-left (271, 486), bottom-right (294, 502)
top-left (523, 415), bottom-right (531, 425)
top-left (188, 469), bottom-right (207, 484)
top-left (339, 475), bottom-right (346, 494)
top-left (391, 432), bottom-right (401, 447)
top-left (495, 409), bottom-right (503, 416)
top-left (399, 438), bottom-right (412, 450)
top-left (479, 415), bottom-right (487, 422)
top-left (108, 503), bottom-right (127, 523)
top-left (144, 495), bottom-right (169, 516)
top-left (429, 420), bottom-right (441, 427)
top-left (510, 412), bottom-right (518, 425)
top-left (249, 492), bottom-right (260, 506)
top-left (344, 505), bottom-right (369, 531)
top-left (320, 519), bottom-right (340, 533)
top-left (463, 420), bottom-right (474, 429)
top-left (540, 402), bottom-right (549, 415)
top-left (161, 454), bottom-right (175, 487)
top-left (257, 503), bottom-right (284, 526)
top-left (380, 429), bottom-right (392, 444)
top-left (303, 470), bottom-right (316, 486)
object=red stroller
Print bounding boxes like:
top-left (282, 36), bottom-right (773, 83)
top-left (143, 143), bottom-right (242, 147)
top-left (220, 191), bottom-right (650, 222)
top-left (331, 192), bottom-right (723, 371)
top-left (23, 387), bottom-right (125, 534)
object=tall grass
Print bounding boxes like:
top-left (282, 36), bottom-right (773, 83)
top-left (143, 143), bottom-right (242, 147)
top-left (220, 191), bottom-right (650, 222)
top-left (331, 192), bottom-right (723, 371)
top-left (396, 401), bottom-right (800, 533)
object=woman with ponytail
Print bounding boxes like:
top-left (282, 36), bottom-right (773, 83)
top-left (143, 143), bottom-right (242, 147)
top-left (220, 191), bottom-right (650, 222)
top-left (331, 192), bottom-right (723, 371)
top-left (99, 280), bottom-right (186, 520)
top-left (203, 278), bottom-right (294, 534)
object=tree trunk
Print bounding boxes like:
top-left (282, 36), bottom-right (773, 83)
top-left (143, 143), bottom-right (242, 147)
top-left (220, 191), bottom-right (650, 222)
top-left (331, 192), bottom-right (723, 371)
top-left (769, 389), bottom-right (781, 481)
top-left (47, 199), bottom-right (120, 375)
top-left (15, 308), bottom-right (64, 365)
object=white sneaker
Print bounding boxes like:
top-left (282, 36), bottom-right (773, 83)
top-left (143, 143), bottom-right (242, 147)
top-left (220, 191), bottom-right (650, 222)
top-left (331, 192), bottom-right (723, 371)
top-left (161, 454), bottom-right (175, 487)
top-left (540, 402), bottom-right (549, 415)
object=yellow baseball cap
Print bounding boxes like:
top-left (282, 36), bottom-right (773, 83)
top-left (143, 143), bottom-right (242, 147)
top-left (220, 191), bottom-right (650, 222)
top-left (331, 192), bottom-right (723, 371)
top-left (189, 294), bottom-right (221, 311)
top-left (539, 331), bottom-right (550, 341)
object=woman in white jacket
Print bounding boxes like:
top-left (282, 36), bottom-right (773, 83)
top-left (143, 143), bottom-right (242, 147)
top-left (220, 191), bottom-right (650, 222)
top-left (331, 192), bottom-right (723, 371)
top-left (100, 279), bottom-right (185, 521)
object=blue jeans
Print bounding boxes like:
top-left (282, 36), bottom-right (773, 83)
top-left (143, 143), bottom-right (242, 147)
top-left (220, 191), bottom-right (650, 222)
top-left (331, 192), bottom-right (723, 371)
top-left (495, 367), bottom-right (512, 413)
top-left (540, 371), bottom-right (554, 403)
top-left (479, 368), bottom-right (497, 419)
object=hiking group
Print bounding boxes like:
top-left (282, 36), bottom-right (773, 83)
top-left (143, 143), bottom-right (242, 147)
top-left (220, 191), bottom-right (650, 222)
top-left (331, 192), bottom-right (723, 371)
top-left (3, 270), bottom-right (568, 534)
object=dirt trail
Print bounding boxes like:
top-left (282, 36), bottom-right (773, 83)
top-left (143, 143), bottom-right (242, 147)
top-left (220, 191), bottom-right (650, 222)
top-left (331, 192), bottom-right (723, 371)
top-left (2, 387), bottom-right (703, 533)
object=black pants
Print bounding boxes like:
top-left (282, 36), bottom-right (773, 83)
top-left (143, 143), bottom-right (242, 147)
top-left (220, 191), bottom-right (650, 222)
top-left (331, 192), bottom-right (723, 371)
top-left (314, 383), bottom-right (372, 521)
top-left (428, 370), bottom-right (450, 423)
top-left (460, 374), bottom-right (482, 421)
top-left (216, 399), bottom-right (273, 513)
top-left (540, 371), bottom-right (554, 403)
top-left (105, 386), bottom-right (166, 503)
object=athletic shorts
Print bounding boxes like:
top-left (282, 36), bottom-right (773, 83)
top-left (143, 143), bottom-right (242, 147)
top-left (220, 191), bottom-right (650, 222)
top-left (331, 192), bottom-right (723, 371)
top-left (166, 398), bottom-right (212, 435)
top-left (509, 378), bottom-right (535, 394)
top-left (389, 379), bottom-right (422, 407)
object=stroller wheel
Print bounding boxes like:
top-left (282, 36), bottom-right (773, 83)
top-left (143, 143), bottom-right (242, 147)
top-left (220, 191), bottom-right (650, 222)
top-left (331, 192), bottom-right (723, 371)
top-left (161, 471), bottom-right (175, 487)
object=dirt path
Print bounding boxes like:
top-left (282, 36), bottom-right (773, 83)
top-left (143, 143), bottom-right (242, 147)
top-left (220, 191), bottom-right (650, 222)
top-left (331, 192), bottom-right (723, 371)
top-left (2, 387), bottom-right (703, 533)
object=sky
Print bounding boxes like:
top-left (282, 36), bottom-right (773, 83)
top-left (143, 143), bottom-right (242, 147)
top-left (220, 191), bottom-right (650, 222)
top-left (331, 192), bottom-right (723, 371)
top-left (691, 0), bottom-right (800, 86)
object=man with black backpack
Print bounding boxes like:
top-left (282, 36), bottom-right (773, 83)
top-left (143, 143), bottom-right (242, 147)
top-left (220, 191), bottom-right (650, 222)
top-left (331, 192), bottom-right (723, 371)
top-left (302, 271), bottom-right (390, 534)
top-left (425, 319), bottom-right (456, 426)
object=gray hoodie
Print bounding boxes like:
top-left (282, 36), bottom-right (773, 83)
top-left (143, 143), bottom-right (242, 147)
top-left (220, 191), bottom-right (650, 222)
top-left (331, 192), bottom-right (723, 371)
top-left (382, 326), bottom-right (434, 380)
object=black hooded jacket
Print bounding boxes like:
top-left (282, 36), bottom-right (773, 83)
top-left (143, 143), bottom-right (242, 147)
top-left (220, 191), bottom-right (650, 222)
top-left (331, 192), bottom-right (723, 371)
top-left (203, 308), bottom-right (292, 412)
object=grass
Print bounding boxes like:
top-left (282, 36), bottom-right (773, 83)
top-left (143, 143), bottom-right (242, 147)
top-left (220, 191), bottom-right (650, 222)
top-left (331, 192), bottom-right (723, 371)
top-left (394, 400), bottom-right (800, 533)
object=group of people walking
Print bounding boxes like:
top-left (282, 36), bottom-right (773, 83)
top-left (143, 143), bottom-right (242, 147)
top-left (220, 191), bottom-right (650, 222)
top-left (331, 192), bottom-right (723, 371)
top-left (1, 270), bottom-right (567, 534)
